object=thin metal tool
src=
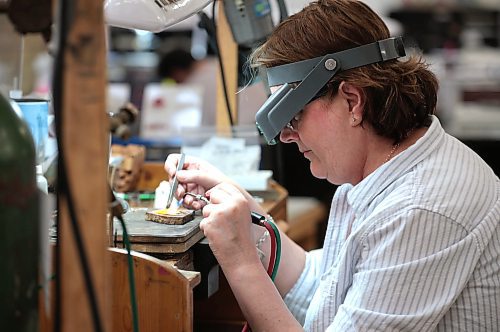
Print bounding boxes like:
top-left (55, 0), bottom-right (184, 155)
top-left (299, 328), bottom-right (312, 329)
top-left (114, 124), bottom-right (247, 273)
top-left (166, 153), bottom-right (185, 208)
top-left (184, 192), bottom-right (210, 204)
top-left (184, 192), bottom-right (265, 225)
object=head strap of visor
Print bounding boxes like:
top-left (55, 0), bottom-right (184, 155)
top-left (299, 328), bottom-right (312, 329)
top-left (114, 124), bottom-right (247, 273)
top-left (255, 37), bottom-right (406, 144)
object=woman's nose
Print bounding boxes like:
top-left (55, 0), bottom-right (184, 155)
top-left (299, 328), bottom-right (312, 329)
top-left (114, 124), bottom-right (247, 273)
top-left (279, 126), bottom-right (299, 143)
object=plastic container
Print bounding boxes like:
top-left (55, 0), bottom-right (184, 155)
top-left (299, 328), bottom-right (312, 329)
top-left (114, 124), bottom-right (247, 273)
top-left (12, 98), bottom-right (49, 164)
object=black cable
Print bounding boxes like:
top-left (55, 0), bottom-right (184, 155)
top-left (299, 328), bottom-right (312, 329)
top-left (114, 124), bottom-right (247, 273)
top-left (52, 0), bottom-right (103, 331)
top-left (59, 159), bottom-right (104, 332)
top-left (116, 215), bottom-right (139, 332)
top-left (211, 1), bottom-right (236, 134)
top-left (109, 189), bottom-right (139, 332)
top-left (197, 12), bottom-right (217, 57)
top-left (276, 0), bottom-right (289, 22)
top-left (52, 1), bottom-right (64, 330)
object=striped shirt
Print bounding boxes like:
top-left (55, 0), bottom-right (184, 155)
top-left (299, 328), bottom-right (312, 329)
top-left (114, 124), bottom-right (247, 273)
top-left (283, 116), bottom-right (500, 331)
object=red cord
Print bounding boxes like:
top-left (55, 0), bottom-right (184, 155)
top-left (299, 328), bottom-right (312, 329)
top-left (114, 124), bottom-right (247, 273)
top-left (263, 221), bottom-right (276, 276)
top-left (242, 220), bottom-right (277, 332)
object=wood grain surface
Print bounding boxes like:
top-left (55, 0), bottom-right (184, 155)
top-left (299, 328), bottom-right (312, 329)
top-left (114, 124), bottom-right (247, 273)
top-left (145, 208), bottom-right (195, 225)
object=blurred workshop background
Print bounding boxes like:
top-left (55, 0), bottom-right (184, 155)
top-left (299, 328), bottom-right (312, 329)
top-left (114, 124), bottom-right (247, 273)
top-left (1, 0), bottom-right (499, 330)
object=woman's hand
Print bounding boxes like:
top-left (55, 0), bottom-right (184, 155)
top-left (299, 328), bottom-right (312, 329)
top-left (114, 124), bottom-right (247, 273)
top-left (164, 153), bottom-right (231, 210)
top-left (200, 184), bottom-right (304, 332)
top-left (200, 182), bottom-right (261, 272)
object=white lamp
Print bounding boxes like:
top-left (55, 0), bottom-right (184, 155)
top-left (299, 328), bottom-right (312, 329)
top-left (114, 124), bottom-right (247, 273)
top-left (104, 0), bottom-right (214, 32)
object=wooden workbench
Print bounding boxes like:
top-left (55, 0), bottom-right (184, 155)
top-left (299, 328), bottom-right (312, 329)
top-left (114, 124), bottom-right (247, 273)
top-left (112, 161), bottom-right (289, 331)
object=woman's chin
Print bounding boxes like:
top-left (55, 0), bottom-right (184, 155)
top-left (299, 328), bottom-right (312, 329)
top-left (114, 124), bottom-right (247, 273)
top-left (309, 164), bottom-right (327, 180)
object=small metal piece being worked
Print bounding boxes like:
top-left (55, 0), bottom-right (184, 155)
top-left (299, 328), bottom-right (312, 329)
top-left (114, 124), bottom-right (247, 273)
top-left (166, 153), bottom-right (185, 209)
top-left (184, 192), bottom-right (210, 204)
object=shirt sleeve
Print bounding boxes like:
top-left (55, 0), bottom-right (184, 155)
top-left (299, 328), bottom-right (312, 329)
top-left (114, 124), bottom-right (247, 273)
top-left (327, 208), bottom-right (482, 331)
top-left (283, 248), bottom-right (323, 325)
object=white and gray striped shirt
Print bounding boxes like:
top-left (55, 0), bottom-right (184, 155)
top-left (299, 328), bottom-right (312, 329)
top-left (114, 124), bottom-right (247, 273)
top-left (284, 116), bottom-right (500, 331)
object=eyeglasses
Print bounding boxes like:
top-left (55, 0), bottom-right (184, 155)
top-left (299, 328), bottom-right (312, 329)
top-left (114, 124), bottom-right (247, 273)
top-left (285, 113), bottom-right (301, 131)
top-left (284, 85), bottom-right (329, 131)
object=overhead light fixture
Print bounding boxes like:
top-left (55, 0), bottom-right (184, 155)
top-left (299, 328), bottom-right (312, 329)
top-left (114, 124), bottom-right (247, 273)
top-left (104, 0), bottom-right (214, 32)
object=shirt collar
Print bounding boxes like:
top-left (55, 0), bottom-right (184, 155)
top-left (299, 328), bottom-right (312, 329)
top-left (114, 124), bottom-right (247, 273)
top-left (346, 115), bottom-right (446, 214)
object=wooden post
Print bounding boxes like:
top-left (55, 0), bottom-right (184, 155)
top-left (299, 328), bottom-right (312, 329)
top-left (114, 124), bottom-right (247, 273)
top-left (215, 1), bottom-right (239, 135)
top-left (58, 0), bottom-right (110, 330)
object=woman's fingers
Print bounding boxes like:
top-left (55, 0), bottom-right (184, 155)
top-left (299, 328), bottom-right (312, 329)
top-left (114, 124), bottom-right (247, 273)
top-left (176, 169), bottom-right (219, 189)
top-left (201, 183), bottom-right (248, 226)
top-left (164, 153), bottom-right (182, 176)
top-left (206, 183), bottom-right (244, 206)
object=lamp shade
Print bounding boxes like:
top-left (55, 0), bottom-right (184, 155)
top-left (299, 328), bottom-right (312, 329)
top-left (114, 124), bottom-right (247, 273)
top-left (104, 0), bottom-right (213, 32)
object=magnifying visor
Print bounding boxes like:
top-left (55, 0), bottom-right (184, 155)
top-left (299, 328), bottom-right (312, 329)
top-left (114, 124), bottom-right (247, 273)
top-left (255, 37), bottom-right (406, 145)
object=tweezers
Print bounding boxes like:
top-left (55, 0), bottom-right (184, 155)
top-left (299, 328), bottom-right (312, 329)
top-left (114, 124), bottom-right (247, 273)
top-left (166, 153), bottom-right (185, 208)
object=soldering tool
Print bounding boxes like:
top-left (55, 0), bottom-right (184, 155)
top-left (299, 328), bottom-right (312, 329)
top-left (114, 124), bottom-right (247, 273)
top-left (184, 192), bottom-right (281, 332)
top-left (184, 192), bottom-right (270, 225)
top-left (185, 191), bottom-right (280, 275)
top-left (184, 192), bottom-right (209, 204)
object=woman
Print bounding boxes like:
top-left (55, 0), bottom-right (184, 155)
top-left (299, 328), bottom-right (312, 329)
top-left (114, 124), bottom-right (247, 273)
top-left (165, 1), bottom-right (500, 330)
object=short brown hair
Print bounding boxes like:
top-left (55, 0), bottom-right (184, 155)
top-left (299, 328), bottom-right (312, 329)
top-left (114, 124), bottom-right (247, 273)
top-left (250, 0), bottom-right (438, 142)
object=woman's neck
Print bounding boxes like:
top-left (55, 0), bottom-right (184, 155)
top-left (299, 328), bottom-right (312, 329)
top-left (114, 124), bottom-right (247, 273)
top-left (361, 126), bottom-right (428, 180)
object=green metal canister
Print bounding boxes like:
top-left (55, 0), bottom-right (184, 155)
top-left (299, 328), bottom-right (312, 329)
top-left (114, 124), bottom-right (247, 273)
top-left (0, 92), bottom-right (39, 331)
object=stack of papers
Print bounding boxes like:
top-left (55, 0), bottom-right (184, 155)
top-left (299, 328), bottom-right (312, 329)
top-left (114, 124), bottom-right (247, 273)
top-left (182, 137), bottom-right (272, 191)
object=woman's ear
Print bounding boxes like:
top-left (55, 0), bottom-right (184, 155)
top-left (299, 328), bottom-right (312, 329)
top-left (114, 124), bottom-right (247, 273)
top-left (338, 82), bottom-right (364, 125)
